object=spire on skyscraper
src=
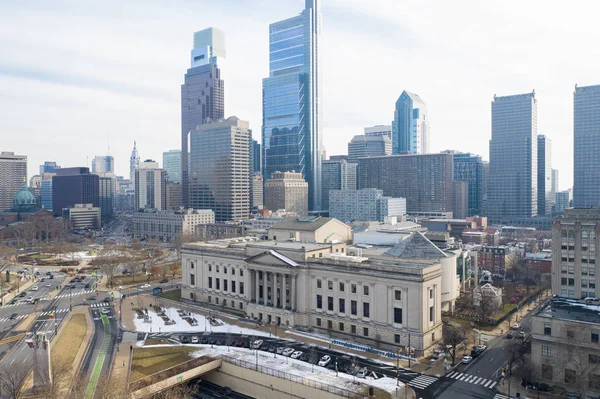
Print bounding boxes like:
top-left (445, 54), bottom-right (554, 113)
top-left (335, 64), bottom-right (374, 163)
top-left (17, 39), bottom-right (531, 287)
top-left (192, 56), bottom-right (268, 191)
top-left (130, 141), bottom-right (140, 183)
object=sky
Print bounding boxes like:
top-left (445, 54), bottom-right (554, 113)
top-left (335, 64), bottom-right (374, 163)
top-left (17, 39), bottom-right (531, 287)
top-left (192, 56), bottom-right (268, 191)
top-left (2, 0), bottom-right (600, 190)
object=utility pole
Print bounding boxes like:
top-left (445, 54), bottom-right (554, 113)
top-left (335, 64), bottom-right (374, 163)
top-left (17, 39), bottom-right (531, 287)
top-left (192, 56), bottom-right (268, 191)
top-left (396, 349), bottom-right (400, 385)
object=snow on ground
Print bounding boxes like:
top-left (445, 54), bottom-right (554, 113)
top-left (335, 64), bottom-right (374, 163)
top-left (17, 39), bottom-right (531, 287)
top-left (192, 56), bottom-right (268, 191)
top-left (133, 307), bottom-right (270, 336)
top-left (190, 345), bottom-right (404, 395)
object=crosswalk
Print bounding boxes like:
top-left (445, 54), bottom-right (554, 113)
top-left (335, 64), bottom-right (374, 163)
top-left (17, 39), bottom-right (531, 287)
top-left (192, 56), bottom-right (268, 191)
top-left (54, 289), bottom-right (95, 299)
top-left (446, 371), bottom-right (497, 388)
top-left (0, 308), bottom-right (69, 323)
top-left (494, 394), bottom-right (509, 399)
top-left (408, 375), bottom-right (438, 389)
top-left (39, 308), bottom-right (69, 317)
top-left (89, 303), bottom-right (110, 308)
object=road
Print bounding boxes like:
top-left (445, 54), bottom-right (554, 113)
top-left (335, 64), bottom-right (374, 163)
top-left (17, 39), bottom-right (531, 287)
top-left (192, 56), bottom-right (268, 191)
top-left (192, 380), bottom-right (254, 399)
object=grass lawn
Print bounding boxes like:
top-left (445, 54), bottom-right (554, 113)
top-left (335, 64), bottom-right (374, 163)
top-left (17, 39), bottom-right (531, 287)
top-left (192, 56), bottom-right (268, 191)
top-left (131, 347), bottom-right (197, 381)
top-left (161, 289), bottom-right (181, 301)
top-left (52, 313), bottom-right (87, 365)
top-left (114, 274), bottom-right (166, 287)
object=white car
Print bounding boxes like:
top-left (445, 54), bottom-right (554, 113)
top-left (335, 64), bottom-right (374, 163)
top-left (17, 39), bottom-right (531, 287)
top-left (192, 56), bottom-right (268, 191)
top-left (512, 323), bottom-right (521, 330)
top-left (356, 367), bottom-right (368, 378)
top-left (252, 340), bottom-right (263, 350)
top-left (191, 336), bottom-right (199, 344)
top-left (31, 286), bottom-right (38, 291)
top-left (291, 351), bottom-right (303, 359)
top-left (462, 355), bottom-right (473, 364)
top-left (318, 355), bottom-right (331, 367)
top-left (45, 284), bottom-right (51, 287)
top-left (282, 348), bottom-right (295, 357)
top-left (476, 344), bottom-right (487, 351)
top-left (140, 284), bottom-right (151, 289)
top-left (101, 308), bottom-right (110, 314)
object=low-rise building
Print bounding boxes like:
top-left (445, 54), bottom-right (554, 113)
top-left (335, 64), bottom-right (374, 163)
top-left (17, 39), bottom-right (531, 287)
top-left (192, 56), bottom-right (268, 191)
top-left (132, 208), bottom-right (215, 242)
top-left (525, 249), bottom-right (552, 274)
top-left (63, 204), bottom-right (100, 230)
top-left (329, 189), bottom-right (406, 223)
top-left (264, 171), bottom-right (308, 216)
top-left (478, 246), bottom-right (513, 279)
top-left (268, 216), bottom-right (352, 244)
top-left (196, 223), bottom-right (246, 241)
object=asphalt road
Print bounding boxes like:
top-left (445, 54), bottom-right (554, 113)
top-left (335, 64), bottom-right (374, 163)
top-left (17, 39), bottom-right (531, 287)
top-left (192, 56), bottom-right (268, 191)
top-left (192, 380), bottom-right (254, 399)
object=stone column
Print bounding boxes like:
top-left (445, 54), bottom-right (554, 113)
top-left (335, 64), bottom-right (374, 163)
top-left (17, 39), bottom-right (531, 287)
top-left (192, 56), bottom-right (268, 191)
top-left (282, 274), bottom-right (288, 309)
top-left (266, 271), bottom-right (271, 306)
top-left (291, 275), bottom-right (296, 311)
top-left (255, 270), bottom-right (260, 303)
top-left (279, 273), bottom-right (285, 308)
top-left (387, 285), bottom-right (393, 324)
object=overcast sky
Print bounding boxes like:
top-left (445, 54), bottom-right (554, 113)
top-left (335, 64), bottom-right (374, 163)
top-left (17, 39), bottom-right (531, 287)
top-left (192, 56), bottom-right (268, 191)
top-left (2, 0), bottom-right (599, 189)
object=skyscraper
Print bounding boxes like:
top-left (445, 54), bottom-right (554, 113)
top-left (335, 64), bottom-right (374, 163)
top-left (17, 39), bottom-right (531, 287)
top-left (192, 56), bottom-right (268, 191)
top-left (163, 149), bottom-right (181, 183)
top-left (97, 173), bottom-right (117, 220)
top-left (488, 91), bottom-right (538, 223)
top-left (264, 171), bottom-right (308, 216)
top-left (573, 84), bottom-right (600, 207)
top-left (92, 156), bottom-right (114, 174)
top-left (52, 168), bottom-right (99, 217)
top-left (450, 151), bottom-right (485, 216)
top-left (262, 0), bottom-right (322, 212)
top-left (181, 27), bottom-right (226, 208)
top-left (251, 140), bottom-right (261, 173)
top-left (347, 135), bottom-right (392, 164)
top-left (392, 91), bottom-right (429, 155)
top-left (364, 125), bottom-right (392, 139)
top-left (189, 116), bottom-right (250, 222)
top-left (135, 160), bottom-right (166, 210)
top-left (537, 135), bottom-right (552, 216)
top-left (321, 159), bottom-right (357, 212)
top-left (39, 161), bottom-right (60, 175)
top-left (0, 152), bottom-right (27, 211)
top-left (551, 169), bottom-right (559, 205)
top-left (129, 141), bottom-right (140, 184)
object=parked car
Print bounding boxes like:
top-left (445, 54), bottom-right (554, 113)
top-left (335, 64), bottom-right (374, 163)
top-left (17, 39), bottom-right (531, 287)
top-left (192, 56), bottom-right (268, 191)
top-left (252, 340), bottom-right (263, 350)
top-left (291, 351), bottom-right (303, 359)
top-left (268, 345), bottom-right (276, 353)
top-left (191, 336), bottom-right (199, 344)
top-left (356, 367), bottom-right (368, 378)
top-left (518, 331), bottom-right (527, 339)
top-left (19, 293), bottom-right (26, 298)
top-left (234, 339), bottom-right (244, 347)
top-left (299, 352), bottom-right (309, 362)
top-left (462, 355), bottom-right (473, 364)
top-left (160, 279), bottom-right (168, 283)
top-left (180, 336), bottom-right (190, 344)
top-left (103, 297), bottom-right (111, 303)
top-left (31, 286), bottom-right (38, 291)
top-left (201, 337), bottom-right (209, 344)
top-left (512, 323), bottom-right (521, 330)
top-left (282, 348), bottom-right (295, 357)
top-left (506, 332), bottom-right (514, 339)
top-left (476, 344), bottom-right (487, 351)
top-left (471, 347), bottom-right (484, 358)
top-left (276, 347), bottom-right (284, 355)
top-left (318, 355), bottom-right (331, 367)
top-left (140, 284), bottom-right (151, 289)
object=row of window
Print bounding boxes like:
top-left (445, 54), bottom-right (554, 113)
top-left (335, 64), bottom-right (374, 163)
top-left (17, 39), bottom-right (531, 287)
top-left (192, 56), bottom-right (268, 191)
top-left (314, 317), bottom-right (431, 345)
top-left (540, 356), bottom-right (600, 388)
top-left (561, 229), bottom-right (597, 239)
top-left (315, 280), bottom-right (404, 301)
top-left (207, 295), bottom-right (244, 310)
top-left (206, 264), bottom-right (244, 276)
top-left (315, 295), bottom-right (405, 324)
top-left (542, 323), bottom-right (600, 342)
top-left (207, 277), bottom-right (245, 295)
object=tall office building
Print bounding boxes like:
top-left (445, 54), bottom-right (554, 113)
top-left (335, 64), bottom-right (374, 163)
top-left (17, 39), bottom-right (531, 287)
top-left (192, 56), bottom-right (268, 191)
top-left (450, 151), bottom-right (485, 216)
top-left (165, 182), bottom-right (183, 210)
top-left (91, 156), bottom-right (114, 174)
top-left (329, 188), bottom-right (406, 223)
top-left (537, 135), bottom-right (552, 216)
top-left (0, 152), bottom-right (27, 211)
top-left (392, 91), bottom-right (429, 155)
top-left (488, 91), bottom-right (538, 223)
top-left (251, 172), bottom-right (264, 209)
top-left (551, 169), bottom-right (559, 205)
top-left (574, 84), bottom-right (600, 207)
top-left (129, 141), bottom-right (140, 184)
top-left (163, 149), bottom-right (181, 183)
top-left (39, 161), bottom-right (60, 175)
top-left (262, 0), bottom-right (322, 212)
top-left (453, 181), bottom-right (469, 219)
top-left (52, 167), bottom-right (99, 217)
top-left (251, 140), bottom-right (261, 173)
top-left (364, 125), bottom-right (392, 139)
top-left (264, 171), bottom-right (308, 216)
top-left (358, 153), bottom-right (454, 214)
top-left (135, 160), bottom-right (166, 211)
top-left (40, 180), bottom-right (53, 211)
top-left (347, 135), bottom-right (391, 164)
top-left (181, 27), bottom-right (226, 208)
top-left (97, 173), bottom-right (117, 220)
top-left (554, 190), bottom-right (572, 215)
top-left (321, 159), bottom-right (357, 212)
top-left (189, 116), bottom-right (250, 222)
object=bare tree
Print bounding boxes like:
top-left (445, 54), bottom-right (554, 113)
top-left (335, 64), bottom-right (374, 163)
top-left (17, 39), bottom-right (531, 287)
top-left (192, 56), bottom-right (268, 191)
top-left (560, 345), bottom-right (600, 399)
top-left (173, 233), bottom-right (196, 260)
top-left (126, 262), bottom-right (145, 283)
top-left (168, 263), bottom-right (181, 278)
top-left (93, 251), bottom-right (126, 289)
top-left (0, 363), bottom-right (29, 399)
top-left (474, 287), bottom-right (500, 325)
top-left (33, 359), bottom-right (73, 399)
top-left (504, 338), bottom-right (527, 378)
top-left (442, 325), bottom-right (468, 365)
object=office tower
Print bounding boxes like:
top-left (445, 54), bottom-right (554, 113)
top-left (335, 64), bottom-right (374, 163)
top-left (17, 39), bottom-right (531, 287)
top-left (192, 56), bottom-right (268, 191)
top-left (358, 153), bottom-right (454, 214)
top-left (450, 152), bottom-right (485, 216)
top-left (262, 0), bottom-right (322, 212)
top-left (321, 159), bottom-right (357, 212)
top-left (264, 171), bottom-right (308, 216)
top-left (364, 124), bottom-right (392, 139)
top-left (574, 85), bottom-right (600, 207)
top-left (551, 169), bottom-right (559, 204)
top-left (163, 149), bottom-right (182, 183)
top-left (537, 135), bottom-right (552, 216)
top-left (392, 90), bottom-right (429, 155)
top-left (91, 156), bottom-right (114, 174)
top-left (251, 172), bottom-right (264, 209)
top-left (181, 27), bottom-right (226, 208)
top-left (347, 135), bottom-right (392, 164)
top-left (251, 140), bottom-right (261, 173)
top-left (488, 91), bottom-right (538, 223)
top-left (554, 190), bottom-right (572, 214)
top-left (97, 173), bottom-right (117, 220)
top-left (189, 116), bottom-right (250, 222)
top-left (30, 175), bottom-right (42, 199)
top-left (551, 208), bottom-right (600, 298)
top-left (52, 168), bottom-right (100, 217)
top-left (40, 180), bottom-right (53, 211)
top-left (329, 188), bottom-right (406, 222)
top-left (166, 182), bottom-right (182, 210)
top-left (329, 155), bottom-right (347, 162)
top-left (129, 141), bottom-right (140, 184)
top-left (0, 152), bottom-right (27, 211)
top-left (453, 181), bottom-right (469, 219)
top-left (39, 161), bottom-right (60, 175)
top-left (135, 160), bottom-right (166, 211)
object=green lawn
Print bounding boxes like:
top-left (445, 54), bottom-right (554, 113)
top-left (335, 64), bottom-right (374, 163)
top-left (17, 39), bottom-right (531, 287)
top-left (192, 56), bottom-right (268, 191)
top-left (161, 289), bottom-right (181, 301)
top-left (131, 347), bottom-right (197, 381)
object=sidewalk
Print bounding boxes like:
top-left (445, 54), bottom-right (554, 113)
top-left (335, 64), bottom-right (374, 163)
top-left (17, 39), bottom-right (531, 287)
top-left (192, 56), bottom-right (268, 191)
top-left (496, 376), bottom-right (556, 399)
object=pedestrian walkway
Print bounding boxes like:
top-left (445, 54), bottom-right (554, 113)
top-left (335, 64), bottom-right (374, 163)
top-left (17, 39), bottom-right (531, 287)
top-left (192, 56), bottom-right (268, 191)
top-left (89, 302), bottom-right (110, 308)
top-left (408, 374), bottom-right (438, 389)
top-left (446, 371), bottom-right (497, 388)
top-left (0, 308), bottom-right (69, 323)
top-left (494, 394), bottom-right (509, 399)
top-left (54, 289), bottom-right (95, 299)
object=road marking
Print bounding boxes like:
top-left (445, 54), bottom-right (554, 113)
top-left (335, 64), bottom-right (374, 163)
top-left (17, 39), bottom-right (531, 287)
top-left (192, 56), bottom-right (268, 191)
top-left (474, 377), bottom-right (482, 384)
top-left (459, 374), bottom-right (467, 381)
top-left (489, 381), bottom-right (497, 389)
top-left (494, 394), bottom-right (509, 399)
top-left (447, 371), bottom-right (458, 378)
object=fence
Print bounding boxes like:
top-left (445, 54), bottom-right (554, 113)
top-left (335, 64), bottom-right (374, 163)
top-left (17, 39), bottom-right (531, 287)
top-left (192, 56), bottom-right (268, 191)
top-left (220, 355), bottom-right (363, 399)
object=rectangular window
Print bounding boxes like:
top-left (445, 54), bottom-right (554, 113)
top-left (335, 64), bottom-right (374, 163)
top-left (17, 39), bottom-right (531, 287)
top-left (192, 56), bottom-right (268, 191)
top-left (339, 322), bottom-right (344, 331)
top-left (564, 368), bottom-right (576, 384)
top-left (240, 269), bottom-right (243, 277)
top-left (208, 296), bottom-right (211, 303)
top-left (316, 295), bottom-right (322, 309)
top-left (328, 280), bottom-right (333, 290)
top-left (216, 265), bottom-right (219, 273)
top-left (363, 302), bottom-right (370, 318)
top-left (542, 364), bottom-right (553, 380)
top-left (395, 290), bottom-right (402, 301)
top-left (339, 282), bottom-right (345, 292)
top-left (328, 296), bottom-right (334, 311)
top-left (230, 300), bottom-right (234, 307)
top-left (316, 318), bottom-right (321, 327)
top-left (223, 279), bottom-right (228, 292)
top-left (394, 334), bottom-right (401, 344)
top-left (351, 325), bottom-right (356, 334)
top-left (363, 285), bottom-right (369, 296)
top-left (224, 267), bottom-right (227, 274)
top-left (259, 271), bottom-right (263, 279)
top-left (327, 320), bottom-right (333, 329)
top-left (590, 354), bottom-right (600, 364)
top-left (591, 375), bottom-right (600, 390)
top-left (567, 330), bottom-right (574, 338)
top-left (351, 300), bottom-right (357, 315)
top-left (544, 323), bottom-right (551, 336)
top-left (561, 277), bottom-right (568, 286)
top-left (363, 327), bottom-right (369, 337)
top-left (339, 298), bottom-right (346, 313)
top-left (216, 278), bottom-right (220, 290)
top-left (592, 330), bottom-right (599, 343)
top-left (232, 268), bottom-right (235, 276)
top-left (190, 262), bottom-right (195, 270)
top-left (216, 297), bottom-right (219, 304)
top-left (394, 308), bottom-right (403, 324)
top-left (231, 281), bottom-right (236, 293)
top-left (430, 289), bottom-right (433, 299)
top-left (317, 279), bottom-right (322, 289)
top-left (240, 282), bottom-right (244, 295)
top-left (429, 306), bottom-right (434, 322)
top-left (239, 302), bottom-right (243, 309)
top-left (542, 345), bottom-right (552, 356)
top-left (208, 277), bottom-right (212, 289)
top-left (351, 284), bottom-right (357, 294)
top-left (190, 274), bottom-right (195, 285)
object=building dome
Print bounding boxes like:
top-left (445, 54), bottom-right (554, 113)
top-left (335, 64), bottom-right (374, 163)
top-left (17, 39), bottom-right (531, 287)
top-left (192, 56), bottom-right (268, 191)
top-left (13, 186), bottom-right (37, 210)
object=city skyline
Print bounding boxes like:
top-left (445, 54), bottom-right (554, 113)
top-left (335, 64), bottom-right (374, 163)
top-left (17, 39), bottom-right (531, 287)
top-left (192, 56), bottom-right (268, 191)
top-left (3, 1), bottom-right (600, 188)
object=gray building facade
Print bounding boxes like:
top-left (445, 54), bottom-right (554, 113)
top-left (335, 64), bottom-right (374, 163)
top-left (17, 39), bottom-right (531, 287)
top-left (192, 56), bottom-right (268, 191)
top-left (251, 140), bottom-right (261, 173)
top-left (329, 188), bottom-right (406, 223)
top-left (163, 149), bottom-right (181, 184)
top-left (321, 159), bottom-right (357, 212)
top-left (537, 135), bottom-right (553, 216)
top-left (450, 151), bottom-right (485, 216)
top-left (347, 135), bottom-right (391, 164)
top-left (0, 152), bottom-right (27, 211)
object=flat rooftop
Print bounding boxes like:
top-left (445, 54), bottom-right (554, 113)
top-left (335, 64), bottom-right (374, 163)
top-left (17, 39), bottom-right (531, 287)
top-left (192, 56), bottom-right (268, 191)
top-left (536, 297), bottom-right (600, 324)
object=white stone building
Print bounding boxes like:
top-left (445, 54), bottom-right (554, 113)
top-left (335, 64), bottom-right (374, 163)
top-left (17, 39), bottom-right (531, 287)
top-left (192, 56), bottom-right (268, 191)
top-left (132, 208), bottom-right (215, 242)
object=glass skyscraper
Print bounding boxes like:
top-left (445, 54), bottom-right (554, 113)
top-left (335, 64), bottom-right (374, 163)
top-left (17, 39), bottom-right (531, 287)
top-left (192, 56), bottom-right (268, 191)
top-left (262, 0), bottom-right (322, 212)
top-left (488, 91), bottom-right (538, 223)
top-left (573, 84), bottom-right (600, 207)
top-left (537, 135), bottom-right (552, 216)
top-left (163, 149), bottom-right (181, 184)
top-left (392, 90), bottom-right (429, 155)
top-left (181, 27), bottom-right (226, 208)
top-left (449, 151), bottom-right (485, 217)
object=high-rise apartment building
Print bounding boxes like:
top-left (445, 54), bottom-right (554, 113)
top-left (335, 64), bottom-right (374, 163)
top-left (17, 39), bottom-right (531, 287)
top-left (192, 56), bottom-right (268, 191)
top-left (453, 181), bottom-right (469, 219)
top-left (251, 172), bottom-right (264, 209)
top-left (551, 169), bottom-right (559, 205)
top-left (537, 135), bottom-right (552, 216)
top-left (97, 173), bottom-right (117, 220)
top-left (52, 168), bottom-right (99, 217)
top-left (358, 153), bottom-right (454, 214)
top-left (189, 116), bottom-right (250, 222)
top-left (91, 156), bottom-right (114, 174)
top-left (347, 135), bottom-right (391, 164)
top-left (262, 0), bottom-right (322, 212)
top-left (181, 27), bottom-right (226, 208)
top-left (166, 182), bottom-right (183, 210)
top-left (554, 190), bottom-right (572, 214)
top-left (129, 141), bottom-right (140, 184)
top-left (364, 124), bottom-right (392, 139)
top-left (135, 160), bottom-right (166, 211)
top-left (329, 188), bottom-right (406, 223)
top-left (488, 91), bottom-right (538, 223)
top-left (574, 84), bottom-right (600, 207)
top-left (264, 171), bottom-right (308, 216)
top-left (321, 159), bottom-right (357, 212)
top-left (39, 161), bottom-right (60, 175)
top-left (251, 140), bottom-right (261, 173)
top-left (392, 90), bottom-right (429, 155)
top-left (163, 149), bottom-right (181, 183)
top-left (0, 152), bottom-right (27, 211)
top-left (450, 151), bottom-right (485, 216)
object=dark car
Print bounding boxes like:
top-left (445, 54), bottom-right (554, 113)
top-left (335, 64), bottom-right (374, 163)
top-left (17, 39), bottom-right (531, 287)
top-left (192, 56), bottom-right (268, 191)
top-left (208, 338), bottom-right (215, 345)
top-left (201, 337), bottom-right (209, 344)
top-left (159, 279), bottom-right (168, 283)
top-left (46, 272), bottom-right (51, 276)
top-left (103, 297), bottom-right (111, 303)
top-left (299, 352), bottom-right (309, 362)
top-left (471, 348), bottom-right (485, 358)
top-left (235, 339), bottom-right (244, 347)
top-left (9, 299), bottom-right (17, 305)
top-left (9, 313), bottom-right (18, 320)
top-left (180, 335), bottom-right (190, 343)
top-left (85, 284), bottom-right (90, 288)
top-left (268, 345), bottom-right (276, 353)
top-left (19, 293), bottom-right (26, 298)
top-left (49, 275), bottom-right (54, 279)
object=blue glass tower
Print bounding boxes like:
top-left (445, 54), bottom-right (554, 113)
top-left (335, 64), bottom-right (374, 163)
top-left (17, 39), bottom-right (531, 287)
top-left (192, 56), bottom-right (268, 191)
top-left (392, 90), bottom-right (429, 155)
top-left (262, 0), bottom-right (322, 212)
